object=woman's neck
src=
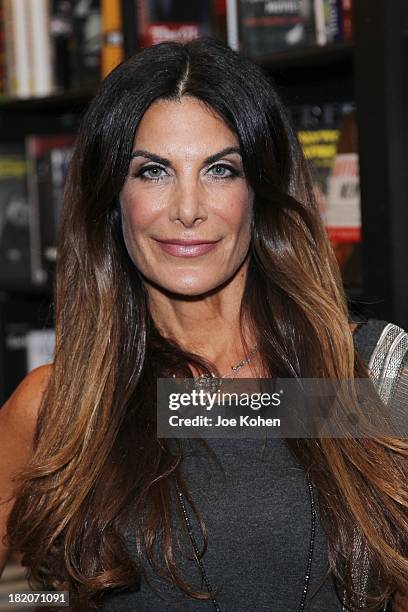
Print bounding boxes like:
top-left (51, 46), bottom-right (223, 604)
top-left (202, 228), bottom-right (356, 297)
top-left (146, 266), bottom-right (257, 373)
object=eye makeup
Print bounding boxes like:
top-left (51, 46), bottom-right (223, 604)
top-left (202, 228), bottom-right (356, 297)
top-left (132, 161), bottom-right (242, 183)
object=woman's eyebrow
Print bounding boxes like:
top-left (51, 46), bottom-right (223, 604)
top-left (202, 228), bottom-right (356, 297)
top-left (130, 146), bottom-right (242, 167)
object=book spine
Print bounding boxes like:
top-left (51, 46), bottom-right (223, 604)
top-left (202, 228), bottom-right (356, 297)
top-left (136, 0), bottom-right (148, 48)
top-left (212, 0), bottom-right (227, 44)
top-left (3, 0), bottom-right (15, 95)
top-left (121, 0), bottom-right (139, 57)
top-left (11, 0), bottom-right (31, 97)
top-left (0, 146), bottom-right (31, 286)
top-left (313, 0), bottom-right (327, 45)
top-left (36, 149), bottom-right (56, 277)
top-left (101, 0), bottom-right (124, 78)
top-left (70, 0), bottom-right (102, 88)
top-left (238, 0), bottom-right (307, 56)
top-left (48, 146), bottom-right (73, 256)
top-left (0, 0), bottom-right (6, 95)
top-left (49, 0), bottom-right (74, 91)
top-left (326, 0), bottom-right (341, 42)
top-left (27, 0), bottom-right (54, 96)
top-left (136, 0), bottom-right (211, 47)
top-left (120, 0), bottom-right (138, 57)
top-left (296, 103), bottom-right (341, 216)
top-left (226, 0), bottom-right (239, 51)
top-left (334, 0), bottom-right (343, 40)
top-left (325, 108), bottom-right (360, 249)
top-left (38, 145), bottom-right (73, 274)
top-left (341, 0), bottom-right (352, 41)
top-left (25, 137), bottom-right (47, 285)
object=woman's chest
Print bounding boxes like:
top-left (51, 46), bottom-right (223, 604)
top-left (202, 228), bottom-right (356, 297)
top-left (107, 438), bottom-right (344, 611)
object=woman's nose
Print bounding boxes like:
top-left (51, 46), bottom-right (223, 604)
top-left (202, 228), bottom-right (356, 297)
top-left (169, 180), bottom-right (208, 227)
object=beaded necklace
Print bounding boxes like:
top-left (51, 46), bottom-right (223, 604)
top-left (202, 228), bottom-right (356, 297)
top-left (173, 345), bottom-right (317, 609)
top-left (176, 474), bottom-right (317, 611)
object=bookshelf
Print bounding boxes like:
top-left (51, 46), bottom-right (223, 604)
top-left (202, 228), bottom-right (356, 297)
top-left (0, 86), bottom-right (96, 111)
top-left (0, 0), bottom-right (407, 403)
top-left (353, 0), bottom-right (408, 329)
top-left (256, 0), bottom-right (408, 330)
top-left (253, 40), bottom-right (353, 71)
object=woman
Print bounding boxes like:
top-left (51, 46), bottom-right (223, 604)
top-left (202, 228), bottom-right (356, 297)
top-left (1, 37), bottom-right (408, 611)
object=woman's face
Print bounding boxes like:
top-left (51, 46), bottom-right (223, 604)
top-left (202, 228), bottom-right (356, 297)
top-left (119, 96), bottom-right (254, 297)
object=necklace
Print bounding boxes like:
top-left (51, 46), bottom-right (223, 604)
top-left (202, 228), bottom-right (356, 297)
top-left (176, 472), bottom-right (317, 611)
top-left (190, 344), bottom-right (259, 394)
top-left (174, 345), bottom-right (317, 608)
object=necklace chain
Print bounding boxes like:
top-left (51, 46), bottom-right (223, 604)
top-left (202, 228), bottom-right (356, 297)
top-left (174, 344), bottom-right (317, 608)
top-left (223, 344), bottom-right (259, 378)
top-left (176, 472), bottom-right (317, 611)
top-left (193, 343), bottom-right (259, 385)
top-left (172, 344), bottom-right (259, 392)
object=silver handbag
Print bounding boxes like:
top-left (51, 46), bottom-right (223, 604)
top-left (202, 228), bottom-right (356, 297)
top-left (342, 323), bottom-right (408, 611)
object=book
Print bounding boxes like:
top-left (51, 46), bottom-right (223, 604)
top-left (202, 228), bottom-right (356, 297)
top-left (50, 0), bottom-right (74, 91)
top-left (0, 0), bottom-right (6, 96)
top-left (0, 294), bottom-right (54, 403)
top-left (0, 143), bottom-right (31, 286)
top-left (312, 0), bottom-right (326, 45)
top-left (313, 0), bottom-right (342, 46)
top-left (296, 102), bottom-right (342, 216)
top-left (324, 106), bottom-right (362, 290)
top-left (120, 0), bottom-right (138, 57)
top-left (136, 0), bottom-right (213, 48)
top-left (327, 0), bottom-right (342, 42)
top-left (237, 0), bottom-right (316, 57)
top-left (226, 0), bottom-right (239, 50)
top-left (101, 0), bottom-right (124, 78)
top-left (41, 146), bottom-right (74, 273)
top-left (3, 0), bottom-right (31, 97)
top-left (69, 0), bottom-right (102, 88)
top-left (27, 0), bottom-right (54, 96)
top-left (2, 0), bottom-right (13, 95)
top-left (212, 0), bottom-right (227, 43)
top-left (340, 0), bottom-right (352, 41)
top-left (3, 0), bottom-right (55, 97)
top-left (12, 0), bottom-right (30, 96)
top-left (25, 134), bottom-right (75, 287)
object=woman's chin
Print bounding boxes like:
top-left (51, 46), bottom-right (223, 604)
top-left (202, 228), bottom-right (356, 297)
top-left (157, 276), bottom-right (228, 298)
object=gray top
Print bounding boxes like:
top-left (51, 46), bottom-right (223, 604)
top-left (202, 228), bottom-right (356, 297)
top-left (100, 319), bottom-right (394, 612)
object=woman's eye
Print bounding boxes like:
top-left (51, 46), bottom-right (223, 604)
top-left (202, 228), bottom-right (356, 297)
top-left (137, 165), bottom-right (167, 181)
top-left (134, 163), bottom-right (239, 182)
top-left (208, 164), bottom-right (237, 179)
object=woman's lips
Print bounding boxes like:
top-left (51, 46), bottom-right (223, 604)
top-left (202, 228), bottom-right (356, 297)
top-left (154, 240), bottom-right (220, 257)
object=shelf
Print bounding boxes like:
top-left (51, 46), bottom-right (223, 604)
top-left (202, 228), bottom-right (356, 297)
top-left (0, 85), bottom-right (98, 112)
top-left (0, 286), bottom-right (52, 301)
top-left (255, 41), bottom-right (354, 71)
top-left (0, 44), bottom-right (353, 112)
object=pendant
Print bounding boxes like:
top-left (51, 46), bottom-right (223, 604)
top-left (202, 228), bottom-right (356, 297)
top-left (193, 372), bottom-right (223, 395)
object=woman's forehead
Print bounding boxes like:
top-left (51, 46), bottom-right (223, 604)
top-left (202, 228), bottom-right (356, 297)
top-left (132, 97), bottom-right (239, 155)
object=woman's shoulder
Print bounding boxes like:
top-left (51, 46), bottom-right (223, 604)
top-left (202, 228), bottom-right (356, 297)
top-left (0, 364), bottom-right (53, 576)
top-left (0, 362), bottom-right (53, 483)
top-left (1, 363), bottom-right (53, 426)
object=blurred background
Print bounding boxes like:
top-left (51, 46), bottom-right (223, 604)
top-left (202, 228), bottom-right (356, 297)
top-left (0, 0), bottom-right (407, 603)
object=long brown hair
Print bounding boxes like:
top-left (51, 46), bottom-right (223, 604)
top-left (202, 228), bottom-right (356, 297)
top-left (6, 37), bottom-right (408, 610)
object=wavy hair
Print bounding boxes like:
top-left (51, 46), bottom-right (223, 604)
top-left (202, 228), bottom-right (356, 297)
top-left (5, 37), bottom-right (408, 611)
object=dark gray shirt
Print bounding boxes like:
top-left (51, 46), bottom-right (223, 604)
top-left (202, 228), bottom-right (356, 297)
top-left (100, 319), bottom-right (396, 611)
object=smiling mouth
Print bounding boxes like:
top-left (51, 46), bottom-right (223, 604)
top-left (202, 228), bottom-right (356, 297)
top-left (153, 238), bottom-right (221, 258)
